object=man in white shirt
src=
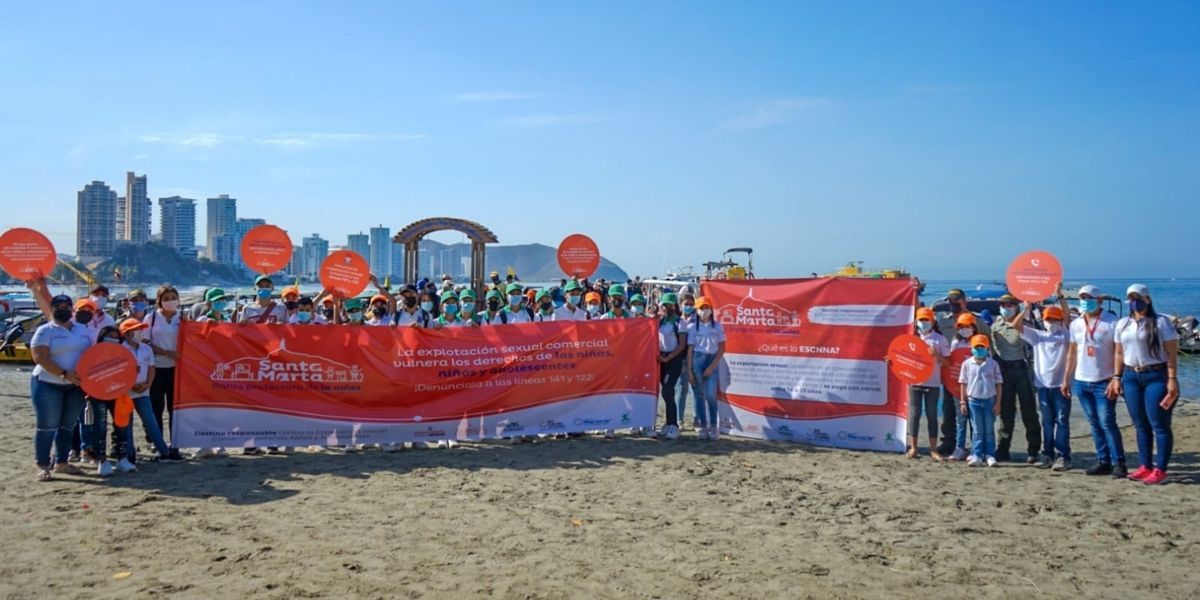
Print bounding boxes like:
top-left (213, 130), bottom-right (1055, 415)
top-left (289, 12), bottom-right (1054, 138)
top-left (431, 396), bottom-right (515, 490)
top-left (1061, 284), bottom-right (1127, 478)
top-left (554, 280), bottom-right (588, 321)
top-left (239, 275), bottom-right (287, 325)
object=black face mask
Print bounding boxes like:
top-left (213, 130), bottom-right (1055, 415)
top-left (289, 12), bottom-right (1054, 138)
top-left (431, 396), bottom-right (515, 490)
top-left (372, 306), bottom-right (387, 318)
top-left (403, 297), bottom-right (417, 308)
top-left (322, 308), bottom-right (334, 319)
top-left (53, 309), bottom-right (72, 323)
top-left (285, 301), bottom-right (299, 311)
top-left (612, 299), bottom-right (624, 308)
top-left (75, 311), bottom-right (94, 325)
top-left (487, 300), bottom-right (501, 311)
top-left (540, 303), bottom-right (552, 312)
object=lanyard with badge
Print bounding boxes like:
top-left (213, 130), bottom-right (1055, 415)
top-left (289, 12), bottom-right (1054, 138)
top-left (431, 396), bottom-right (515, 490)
top-left (1083, 314), bottom-right (1101, 358)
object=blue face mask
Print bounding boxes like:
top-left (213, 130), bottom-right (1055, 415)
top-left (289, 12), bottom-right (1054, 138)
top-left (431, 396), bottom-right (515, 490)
top-left (586, 304), bottom-right (600, 315)
top-left (257, 288), bottom-right (272, 300)
top-left (567, 294), bottom-right (581, 306)
top-left (131, 301), bottom-right (147, 312)
top-left (554, 299), bottom-right (565, 308)
top-left (348, 310), bottom-right (364, 322)
top-left (444, 303), bottom-right (459, 315)
top-left (508, 295), bottom-right (522, 307)
top-left (295, 311), bottom-right (313, 323)
top-left (917, 320), bottom-right (932, 332)
top-left (1000, 306), bottom-right (1017, 319)
top-left (212, 301), bottom-right (229, 312)
top-left (420, 301), bottom-right (434, 312)
top-left (972, 347), bottom-right (989, 359)
top-left (1127, 298), bottom-right (1148, 314)
top-left (1080, 298), bottom-right (1099, 313)
top-left (461, 302), bottom-right (475, 313)
top-left (682, 305), bottom-right (696, 316)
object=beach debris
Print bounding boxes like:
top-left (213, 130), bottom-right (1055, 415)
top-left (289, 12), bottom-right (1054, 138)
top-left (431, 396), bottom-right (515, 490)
top-left (808, 565), bottom-right (830, 576)
top-left (722, 553), bottom-right (734, 561)
top-left (570, 518), bottom-right (584, 527)
top-left (112, 572), bottom-right (132, 580)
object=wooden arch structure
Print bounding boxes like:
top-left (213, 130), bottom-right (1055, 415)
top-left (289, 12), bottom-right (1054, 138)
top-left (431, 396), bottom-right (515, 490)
top-left (393, 218), bottom-right (499, 291)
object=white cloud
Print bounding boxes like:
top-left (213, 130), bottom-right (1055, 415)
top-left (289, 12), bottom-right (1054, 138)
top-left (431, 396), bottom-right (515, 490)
top-left (141, 131), bottom-right (425, 150)
top-left (451, 91), bottom-right (539, 102)
top-left (139, 132), bottom-right (241, 147)
top-left (721, 98), bottom-right (833, 132)
top-left (498, 114), bottom-right (608, 128)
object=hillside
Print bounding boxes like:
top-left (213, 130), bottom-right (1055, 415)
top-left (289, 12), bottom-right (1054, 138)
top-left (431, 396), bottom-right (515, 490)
top-left (416, 241), bottom-right (628, 282)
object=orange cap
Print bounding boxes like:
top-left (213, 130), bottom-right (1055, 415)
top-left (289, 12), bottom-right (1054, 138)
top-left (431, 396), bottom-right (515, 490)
top-left (281, 287), bottom-right (301, 300)
top-left (1043, 306), bottom-right (1064, 321)
top-left (321, 296), bottom-right (334, 305)
top-left (915, 307), bottom-right (934, 321)
top-left (696, 296), bottom-right (713, 309)
top-left (585, 291), bottom-right (601, 304)
top-left (370, 294), bottom-right (390, 307)
top-left (119, 319), bottom-right (149, 336)
top-left (955, 313), bottom-right (976, 328)
top-left (74, 298), bottom-right (98, 312)
top-left (526, 289), bottom-right (536, 301)
top-left (970, 334), bottom-right (990, 348)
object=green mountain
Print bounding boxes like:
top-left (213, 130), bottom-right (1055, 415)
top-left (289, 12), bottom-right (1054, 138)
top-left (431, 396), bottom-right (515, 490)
top-left (418, 240), bottom-right (629, 282)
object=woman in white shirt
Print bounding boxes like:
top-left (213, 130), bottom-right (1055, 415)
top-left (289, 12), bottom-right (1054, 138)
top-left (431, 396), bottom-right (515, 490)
top-left (1112, 284), bottom-right (1179, 485)
top-left (27, 286), bottom-right (92, 481)
top-left (687, 296), bottom-right (726, 440)
top-left (143, 285), bottom-right (182, 447)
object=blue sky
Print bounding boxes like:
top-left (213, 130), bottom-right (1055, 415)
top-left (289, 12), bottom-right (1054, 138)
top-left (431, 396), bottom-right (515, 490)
top-left (2, 1), bottom-right (1197, 279)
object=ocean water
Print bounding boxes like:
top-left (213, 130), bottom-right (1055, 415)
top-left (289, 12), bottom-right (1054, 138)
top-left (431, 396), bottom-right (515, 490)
top-left (922, 278), bottom-right (1200, 399)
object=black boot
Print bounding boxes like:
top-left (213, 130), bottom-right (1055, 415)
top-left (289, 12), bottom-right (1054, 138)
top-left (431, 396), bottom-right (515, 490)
top-left (1111, 461), bottom-right (1128, 479)
top-left (1086, 462), bottom-right (1113, 476)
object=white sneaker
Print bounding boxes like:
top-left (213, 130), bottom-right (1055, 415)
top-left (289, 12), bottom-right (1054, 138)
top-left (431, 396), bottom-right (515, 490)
top-left (986, 456), bottom-right (998, 467)
top-left (664, 425), bottom-right (680, 440)
top-left (950, 448), bottom-right (968, 461)
top-left (710, 427), bottom-right (721, 441)
top-left (966, 455), bottom-right (981, 467)
top-left (697, 427), bottom-right (710, 440)
top-left (644, 427), bottom-right (658, 438)
top-left (116, 458), bottom-right (137, 473)
top-left (96, 461), bottom-right (114, 477)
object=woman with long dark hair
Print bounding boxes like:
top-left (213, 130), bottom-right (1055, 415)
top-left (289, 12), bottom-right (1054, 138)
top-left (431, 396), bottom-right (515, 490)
top-left (144, 285), bottom-right (182, 447)
top-left (1112, 284), bottom-right (1180, 485)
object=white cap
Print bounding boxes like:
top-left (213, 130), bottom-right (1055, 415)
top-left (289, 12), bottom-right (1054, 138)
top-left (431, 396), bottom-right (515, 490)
top-left (1126, 283), bottom-right (1150, 298)
top-left (1078, 284), bottom-right (1101, 298)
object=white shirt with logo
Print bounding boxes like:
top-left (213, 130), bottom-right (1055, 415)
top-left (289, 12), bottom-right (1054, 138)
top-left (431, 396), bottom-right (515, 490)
top-left (958, 357), bottom-right (1003, 400)
top-left (1070, 312), bottom-right (1117, 383)
top-left (688, 320), bottom-right (726, 355)
top-left (1021, 326), bottom-right (1070, 388)
top-left (240, 303), bottom-right (288, 324)
top-left (917, 331), bottom-right (950, 388)
top-left (1115, 315), bottom-right (1178, 369)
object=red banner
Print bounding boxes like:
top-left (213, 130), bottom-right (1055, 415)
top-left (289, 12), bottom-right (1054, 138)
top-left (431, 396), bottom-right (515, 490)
top-left (701, 278), bottom-right (916, 451)
top-left (173, 320), bottom-right (658, 448)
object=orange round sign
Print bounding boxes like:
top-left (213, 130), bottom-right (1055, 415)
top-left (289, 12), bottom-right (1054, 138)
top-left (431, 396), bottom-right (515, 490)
top-left (240, 225), bottom-right (293, 274)
top-left (557, 234), bottom-right (600, 278)
top-left (76, 343), bottom-right (137, 400)
top-left (0, 228), bottom-right (57, 281)
top-left (941, 347), bottom-right (973, 392)
top-left (320, 250), bottom-right (371, 298)
top-left (1005, 250), bottom-right (1062, 302)
top-left (887, 334), bottom-right (936, 386)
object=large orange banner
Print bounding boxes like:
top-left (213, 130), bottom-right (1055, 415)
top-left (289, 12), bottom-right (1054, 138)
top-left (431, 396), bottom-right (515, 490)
top-left (701, 278), bottom-right (916, 452)
top-left (173, 320), bottom-right (658, 448)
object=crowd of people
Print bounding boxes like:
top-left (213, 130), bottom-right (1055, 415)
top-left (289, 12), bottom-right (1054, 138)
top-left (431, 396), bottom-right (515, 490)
top-left (913, 282), bottom-right (1180, 486)
top-left (25, 272), bottom-right (1180, 486)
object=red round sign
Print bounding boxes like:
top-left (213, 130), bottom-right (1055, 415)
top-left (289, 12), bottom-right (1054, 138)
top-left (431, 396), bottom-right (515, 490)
top-left (887, 334), bottom-right (936, 386)
top-left (0, 228), bottom-right (57, 281)
top-left (1005, 250), bottom-right (1062, 302)
top-left (557, 234), bottom-right (600, 278)
top-left (941, 347), bottom-right (973, 392)
top-left (76, 343), bottom-right (138, 400)
top-left (320, 250), bottom-right (371, 298)
top-left (240, 225), bottom-right (293, 274)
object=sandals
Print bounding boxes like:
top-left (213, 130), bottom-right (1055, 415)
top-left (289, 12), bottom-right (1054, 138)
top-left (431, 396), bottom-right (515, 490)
top-left (36, 468), bottom-right (52, 482)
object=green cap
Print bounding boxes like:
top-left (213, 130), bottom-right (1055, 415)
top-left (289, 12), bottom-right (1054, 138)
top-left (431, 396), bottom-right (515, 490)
top-left (564, 280), bottom-right (582, 292)
top-left (536, 289), bottom-right (551, 302)
top-left (608, 284), bottom-right (626, 297)
top-left (486, 289), bottom-right (502, 300)
top-left (506, 283), bottom-right (524, 295)
top-left (630, 294), bottom-right (646, 305)
top-left (204, 288), bottom-right (227, 302)
top-left (661, 292), bottom-right (678, 305)
top-left (254, 275), bottom-right (273, 287)
top-left (344, 298), bottom-right (364, 311)
top-left (459, 288), bottom-right (477, 300)
top-left (947, 288), bottom-right (966, 299)
top-left (440, 290), bottom-right (458, 302)
top-left (127, 288), bottom-right (146, 300)
top-left (999, 293), bottom-right (1019, 305)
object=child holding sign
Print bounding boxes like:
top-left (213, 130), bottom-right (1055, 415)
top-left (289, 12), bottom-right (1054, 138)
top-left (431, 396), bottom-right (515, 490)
top-left (1018, 284), bottom-right (1072, 471)
top-left (909, 308), bottom-right (949, 460)
top-left (959, 335), bottom-right (1003, 467)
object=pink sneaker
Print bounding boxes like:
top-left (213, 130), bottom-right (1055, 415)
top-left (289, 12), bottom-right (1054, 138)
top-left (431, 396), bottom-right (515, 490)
top-left (1142, 468), bottom-right (1168, 486)
top-left (1127, 466), bottom-right (1153, 481)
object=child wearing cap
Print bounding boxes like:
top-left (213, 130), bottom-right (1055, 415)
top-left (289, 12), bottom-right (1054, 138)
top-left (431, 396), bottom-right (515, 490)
top-left (600, 285), bottom-right (629, 320)
top-left (1018, 284), bottom-right (1073, 471)
top-left (942, 312), bottom-right (979, 460)
top-left (458, 289), bottom-right (482, 326)
top-left (655, 293), bottom-right (687, 440)
top-left (239, 276), bottom-right (287, 324)
top-left (533, 290), bottom-right (555, 322)
top-left (116, 318), bottom-right (183, 469)
top-left (958, 335), bottom-right (1003, 467)
top-left (554, 281), bottom-right (588, 321)
top-left (433, 291), bottom-right (464, 327)
top-left (502, 284), bottom-right (533, 324)
top-left (909, 307), bottom-right (950, 461)
top-left (583, 292), bottom-right (603, 320)
top-left (196, 288), bottom-right (231, 322)
top-left (688, 296), bottom-right (726, 440)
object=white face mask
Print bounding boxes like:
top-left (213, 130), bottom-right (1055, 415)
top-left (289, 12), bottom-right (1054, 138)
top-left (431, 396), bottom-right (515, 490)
top-left (699, 308), bottom-right (713, 320)
top-left (957, 327), bottom-right (973, 338)
top-left (161, 300), bottom-right (179, 311)
top-left (917, 321), bottom-right (932, 332)
top-left (1045, 321), bottom-right (1062, 332)
top-left (90, 296), bottom-right (107, 310)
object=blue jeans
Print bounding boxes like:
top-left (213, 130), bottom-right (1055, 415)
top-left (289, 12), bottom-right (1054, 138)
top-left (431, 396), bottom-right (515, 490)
top-left (1037, 387), bottom-right (1071, 461)
top-left (123, 396), bottom-right (170, 461)
top-left (82, 398), bottom-right (110, 460)
top-left (31, 377), bottom-right (86, 468)
top-left (692, 353), bottom-right (719, 427)
top-left (1074, 380), bottom-right (1126, 466)
top-left (1122, 369), bottom-right (1173, 471)
top-left (968, 397), bottom-right (996, 459)
top-left (676, 374), bottom-right (692, 424)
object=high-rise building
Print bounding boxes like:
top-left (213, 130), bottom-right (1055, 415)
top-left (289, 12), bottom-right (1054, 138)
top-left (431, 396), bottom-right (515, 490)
top-left (286, 246), bottom-right (305, 279)
top-left (369, 225), bottom-right (391, 280)
top-left (76, 181), bottom-right (117, 260)
top-left (235, 218), bottom-right (267, 273)
top-left (347, 232), bottom-right (370, 263)
top-left (120, 172), bottom-right (151, 244)
top-left (301, 234), bottom-right (329, 279)
top-left (158, 196), bottom-right (196, 257)
top-left (115, 196), bottom-right (126, 242)
top-left (390, 242), bottom-right (404, 282)
top-left (206, 195), bottom-right (237, 262)
top-left (210, 234), bottom-right (238, 266)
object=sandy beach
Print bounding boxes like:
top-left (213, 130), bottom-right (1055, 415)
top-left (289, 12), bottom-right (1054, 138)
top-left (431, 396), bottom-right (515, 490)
top-left (1, 364), bottom-right (1198, 599)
